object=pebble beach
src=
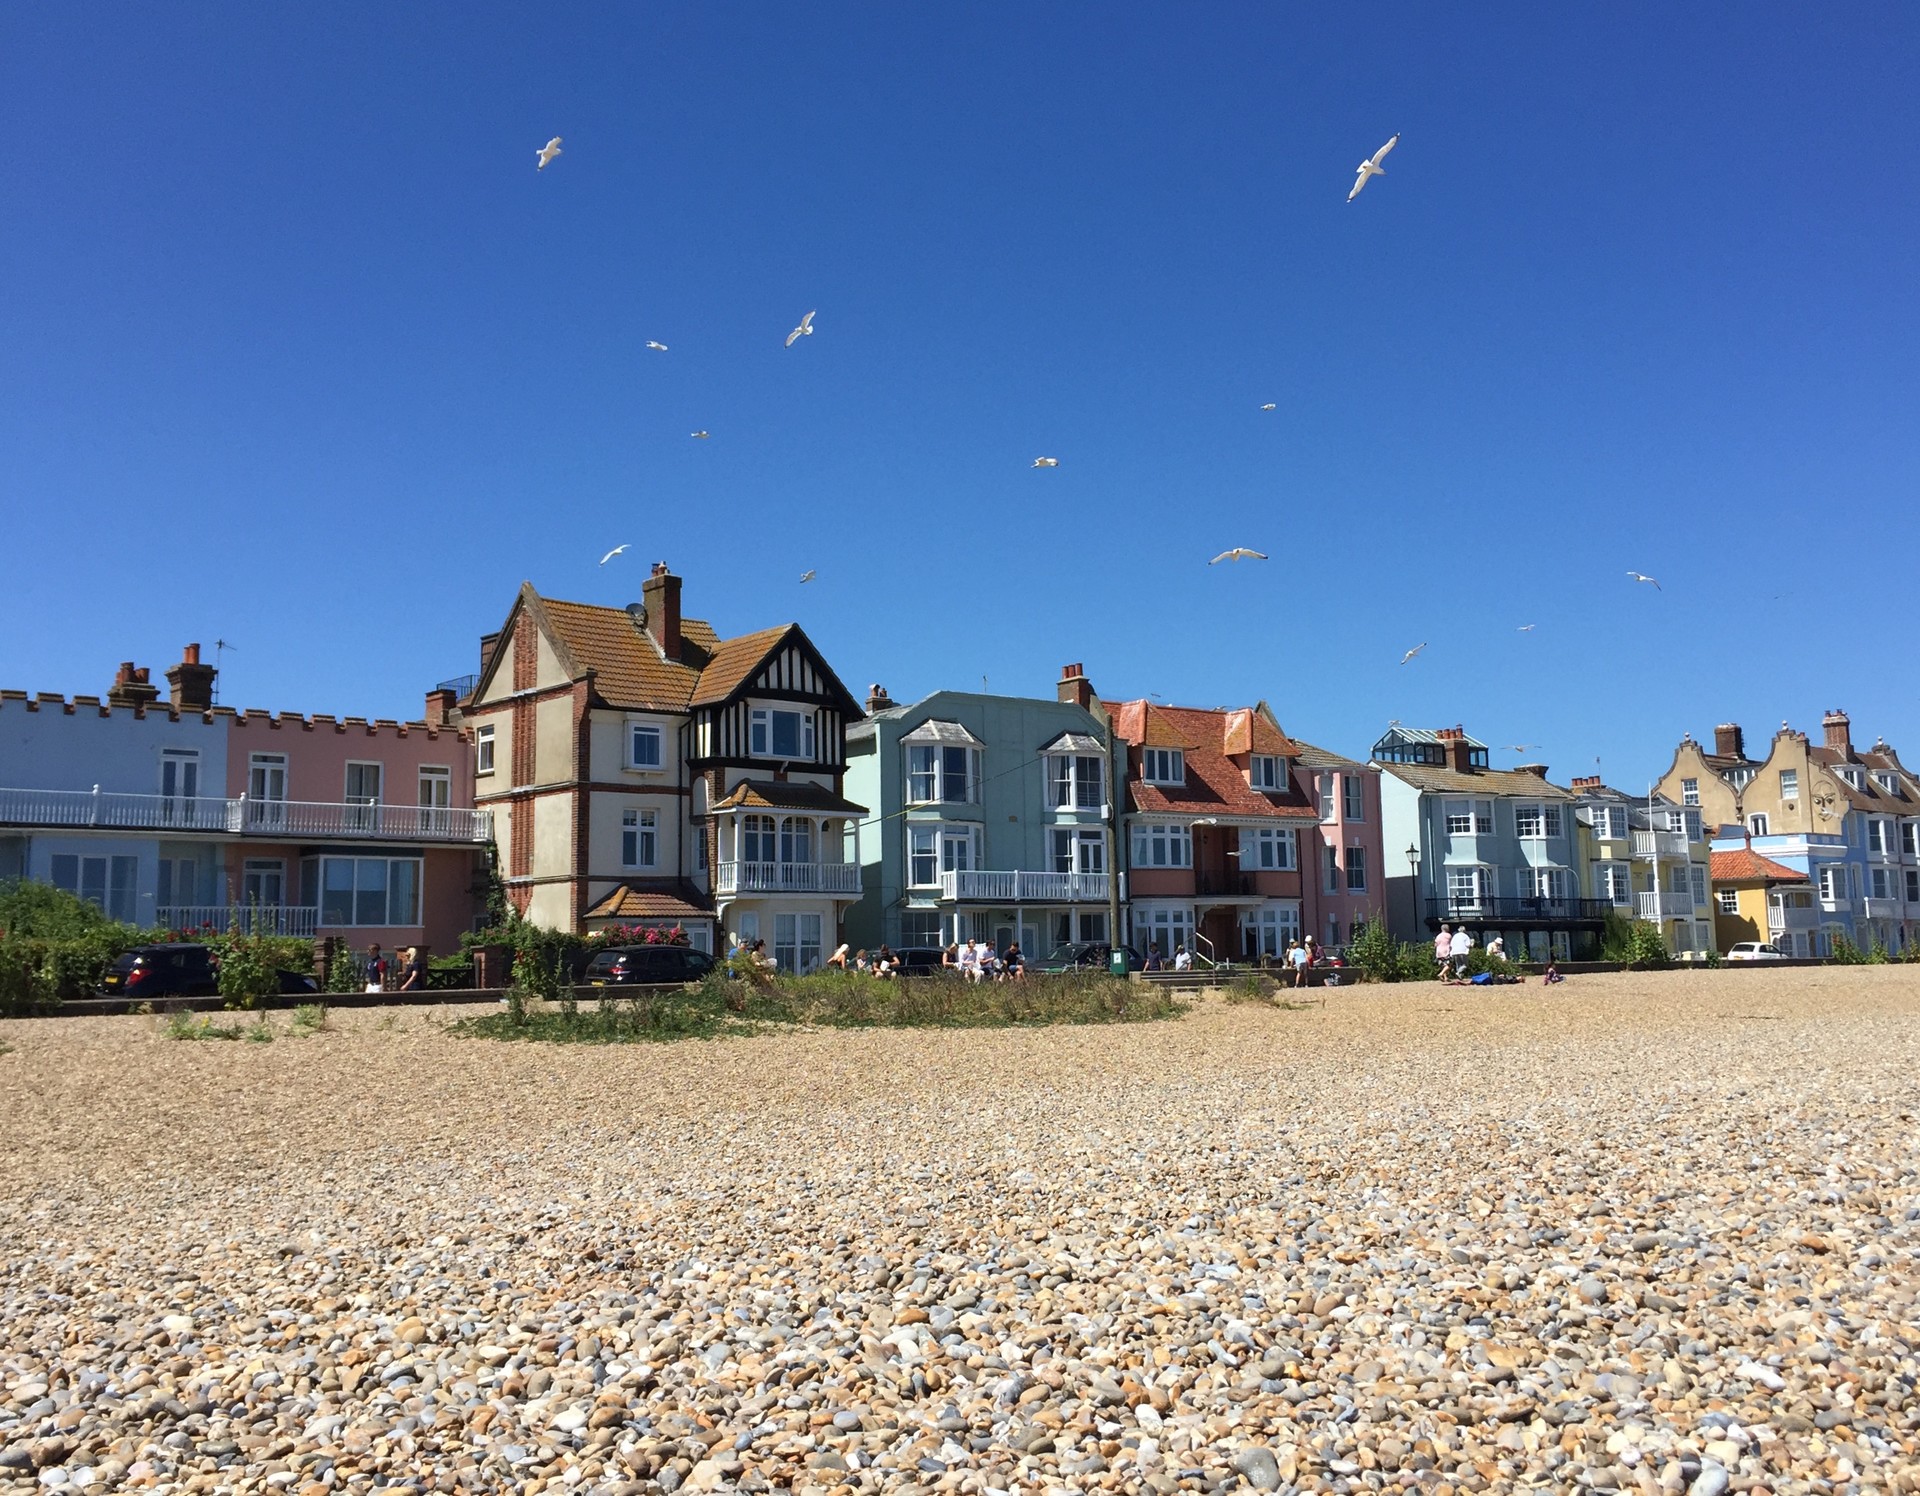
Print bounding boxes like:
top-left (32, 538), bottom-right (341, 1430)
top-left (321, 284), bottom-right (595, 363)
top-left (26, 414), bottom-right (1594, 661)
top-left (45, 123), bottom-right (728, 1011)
top-left (1, 966), bottom-right (1916, 1495)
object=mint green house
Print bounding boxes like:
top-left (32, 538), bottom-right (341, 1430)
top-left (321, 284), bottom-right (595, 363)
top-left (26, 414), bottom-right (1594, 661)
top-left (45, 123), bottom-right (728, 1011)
top-left (842, 665), bottom-right (1120, 956)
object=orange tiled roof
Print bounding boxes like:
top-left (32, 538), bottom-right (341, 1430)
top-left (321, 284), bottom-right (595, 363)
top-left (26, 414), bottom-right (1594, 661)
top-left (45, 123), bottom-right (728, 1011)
top-left (535, 593), bottom-right (708, 711)
top-left (1105, 699), bottom-right (1319, 821)
top-left (583, 885), bottom-right (713, 921)
top-left (1710, 849), bottom-right (1806, 884)
top-left (688, 625), bottom-right (795, 707)
top-left (713, 780), bottom-right (868, 815)
top-left (1223, 707), bottom-right (1296, 758)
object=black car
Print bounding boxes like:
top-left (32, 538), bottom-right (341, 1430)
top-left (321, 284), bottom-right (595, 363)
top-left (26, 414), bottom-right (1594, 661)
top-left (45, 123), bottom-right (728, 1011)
top-left (884, 946), bottom-right (949, 976)
top-left (582, 945), bottom-right (717, 986)
top-left (1035, 941), bottom-right (1144, 974)
top-left (99, 944), bottom-right (319, 998)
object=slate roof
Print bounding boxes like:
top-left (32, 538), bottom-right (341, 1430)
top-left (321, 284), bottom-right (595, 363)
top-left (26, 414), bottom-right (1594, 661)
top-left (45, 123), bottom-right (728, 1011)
top-left (900, 718), bottom-right (987, 747)
top-left (1376, 761), bottom-right (1578, 800)
top-left (1105, 700), bottom-right (1319, 821)
top-left (1710, 849), bottom-right (1807, 885)
top-left (1811, 745), bottom-right (1919, 813)
top-left (712, 780), bottom-right (869, 815)
top-left (1288, 738), bottom-right (1370, 772)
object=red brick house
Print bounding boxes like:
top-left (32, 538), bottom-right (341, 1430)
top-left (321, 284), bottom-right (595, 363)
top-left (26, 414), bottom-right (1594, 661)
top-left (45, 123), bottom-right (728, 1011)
top-left (1104, 699), bottom-right (1320, 963)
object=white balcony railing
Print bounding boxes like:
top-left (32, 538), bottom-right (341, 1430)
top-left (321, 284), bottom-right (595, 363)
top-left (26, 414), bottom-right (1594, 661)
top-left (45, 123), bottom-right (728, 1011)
top-left (715, 860), bottom-right (861, 896)
top-left (1863, 897), bottom-right (1901, 921)
top-left (0, 786), bottom-right (491, 844)
top-left (1632, 830), bottom-right (1689, 860)
top-left (156, 905), bottom-right (321, 937)
top-left (1636, 890), bottom-right (1694, 920)
top-left (939, 869), bottom-right (1111, 903)
top-left (1767, 902), bottom-right (1817, 932)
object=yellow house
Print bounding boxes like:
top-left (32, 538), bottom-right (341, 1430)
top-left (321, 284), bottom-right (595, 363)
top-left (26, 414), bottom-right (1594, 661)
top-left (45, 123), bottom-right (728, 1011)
top-left (1710, 844), bottom-right (1811, 953)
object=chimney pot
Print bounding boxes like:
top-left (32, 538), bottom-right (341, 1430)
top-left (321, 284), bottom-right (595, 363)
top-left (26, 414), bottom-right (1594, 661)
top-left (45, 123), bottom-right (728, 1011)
top-left (641, 564), bottom-right (683, 662)
top-left (108, 660), bottom-right (162, 709)
top-left (1515, 763), bottom-right (1549, 779)
top-left (865, 683), bottom-right (894, 714)
top-left (166, 643), bottom-right (218, 711)
top-left (1056, 662), bottom-right (1094, 709)
top-left (1713, 722), bottom-right (1745, 760)
top-left (1822, 709), bottom-right (1851, 755)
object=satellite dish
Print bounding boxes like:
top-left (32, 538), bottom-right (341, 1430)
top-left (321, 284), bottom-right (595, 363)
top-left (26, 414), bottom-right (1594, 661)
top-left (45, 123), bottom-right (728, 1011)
top-left (626, 603), bottom-right (648, 629)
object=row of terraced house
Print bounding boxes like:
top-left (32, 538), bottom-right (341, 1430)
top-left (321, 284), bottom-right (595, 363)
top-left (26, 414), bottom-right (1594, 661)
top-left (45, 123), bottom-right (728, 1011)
top-left (4, 564), bottom-right (1916, 965)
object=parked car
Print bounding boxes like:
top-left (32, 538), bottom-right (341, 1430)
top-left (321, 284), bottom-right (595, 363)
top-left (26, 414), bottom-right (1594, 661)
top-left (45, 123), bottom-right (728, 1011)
top-left (99, 944), bottom-right (318, 998)
top-left (582, 945), bottom-right (717, 986)
top-left (886, 946), bottom-right (949, 976)
top-left (1035, 941), bottom-right (1144, 974)
top-left (1726, 941), bottom-right (1786, 962)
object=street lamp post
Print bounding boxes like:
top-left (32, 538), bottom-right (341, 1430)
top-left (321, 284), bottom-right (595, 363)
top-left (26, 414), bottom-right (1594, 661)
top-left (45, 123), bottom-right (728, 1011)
top-left (1405, 841), bottom-right (1420, 936)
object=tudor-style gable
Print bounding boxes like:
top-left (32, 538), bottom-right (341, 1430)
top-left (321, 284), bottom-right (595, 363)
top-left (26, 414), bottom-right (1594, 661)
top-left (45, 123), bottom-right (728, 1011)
top-left (689, 625), bottom-right (864, 774)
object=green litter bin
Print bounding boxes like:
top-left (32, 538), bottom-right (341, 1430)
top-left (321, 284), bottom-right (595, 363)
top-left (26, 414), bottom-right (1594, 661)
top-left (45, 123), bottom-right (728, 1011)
top-left (1108, 948), bottom-right (1129, 977)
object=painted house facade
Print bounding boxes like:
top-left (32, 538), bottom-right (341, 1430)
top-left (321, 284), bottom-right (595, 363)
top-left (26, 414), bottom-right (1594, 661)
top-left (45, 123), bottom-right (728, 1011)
top-left (1710, 844), bottom-right (1814, 954)
top-left (1569, 778), bottom-right (1713, 958)
top-left (464, 565), bottom-right (865, 967)
top-left (1375, 725), bottom-right (1606, 960)
top-left (0, 647), bottom-right (486, 951)
top-left (1106, 696), bottom-right (1320, 963)
top-left (1290, 740), bottom-right (1386, 949)
top-left (843, 665), bottom-right (1119, 957)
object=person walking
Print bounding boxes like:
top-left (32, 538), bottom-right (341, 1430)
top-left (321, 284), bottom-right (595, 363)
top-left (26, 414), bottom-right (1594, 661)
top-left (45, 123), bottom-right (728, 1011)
top-left (1143, 944), bottom-right (1163, 973)
top-left (396, 945), bottom-right (427, 992)
top-left (1449, 925), bottom-right (1474, 978)
top-left (363, 942), bottom-right (387, 993)
top-left (1433, 924), bottom-right (1452, 980)
top-left (1289, 938), bottom-right (1311, 989)
top-left (1172, 943), bottom-right (1193, 972)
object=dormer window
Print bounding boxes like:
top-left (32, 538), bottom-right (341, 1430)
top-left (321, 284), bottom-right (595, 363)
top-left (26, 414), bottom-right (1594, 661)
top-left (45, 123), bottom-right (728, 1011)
top-left (750, 706), bottom-right (815, 761)
top-left (1048, 753), bottom-right (1104, 810)
top-left (1876, 772), bottom-right (1897, 793)
top-left (908, 743), bottom-right (980, 804)
top-left (1249, 755), bottom-right (1281, 791)
top-left (1142, 747), bottom-right (1184, 785)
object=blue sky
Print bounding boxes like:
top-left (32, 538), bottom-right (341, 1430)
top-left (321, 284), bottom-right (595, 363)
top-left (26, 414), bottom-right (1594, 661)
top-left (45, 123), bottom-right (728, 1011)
top-left (4, 5), bottom-right (1916, 785)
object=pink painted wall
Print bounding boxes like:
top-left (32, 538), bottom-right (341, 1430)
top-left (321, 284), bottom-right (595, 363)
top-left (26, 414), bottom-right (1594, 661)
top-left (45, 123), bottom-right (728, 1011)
top-left (1296, 761), bottom-right (1385, 945)
top-left (225, 713), bottom-right (474, 806)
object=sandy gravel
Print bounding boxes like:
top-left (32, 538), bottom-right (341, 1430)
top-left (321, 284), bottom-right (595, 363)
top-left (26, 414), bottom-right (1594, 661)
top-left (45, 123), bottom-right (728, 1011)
top-left (0, 966), bottom-right (1916, 1495)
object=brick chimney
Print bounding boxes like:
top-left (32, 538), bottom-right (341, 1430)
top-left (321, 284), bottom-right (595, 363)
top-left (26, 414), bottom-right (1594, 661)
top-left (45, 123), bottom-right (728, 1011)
top-left (865, 683), bottom-right (894, 714)
top-left (1713, 722), bottom-right (1745, 760)
top-left (1515, 763), bottom-right (1550, 779)
top-left (107, 661), bottom-right (160, 709)
top-left (1822, 709), bottom-right (1851, 755)
top-left (1436, 724), bottom-right (1474, 774)
top-left (1569, 774), bottom-right (1602, 790)
top-left (642, 562), bottom-right (682, 662)
top-left (1057, 662), bottom-right (1095, 709)
top-left (165, 643), bottom-right (218, 712)
top-left (425, 687), bottom-right (459, 726)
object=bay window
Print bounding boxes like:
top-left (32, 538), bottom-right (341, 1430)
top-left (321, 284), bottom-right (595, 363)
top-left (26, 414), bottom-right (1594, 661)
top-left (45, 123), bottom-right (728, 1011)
top-left (1048, 754), bottom-right (1104, 809)
top-left (750, 706), bottom-right (816, 761)
top-left (1445, 866), bottom-right (1489, 907)
top-left (908, 744), bottom-right (980, 804)
top-left (907, 825), bottom-right (939, 887)
top-left (739, 814), bottom-right (776, 864)
top-left (1444, 799), bottom-right (1494, 836)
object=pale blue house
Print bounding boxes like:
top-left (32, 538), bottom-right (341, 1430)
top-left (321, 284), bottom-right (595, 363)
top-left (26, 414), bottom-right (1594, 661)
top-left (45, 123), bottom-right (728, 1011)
top-left (843, 666), bottom-right (1120, 956)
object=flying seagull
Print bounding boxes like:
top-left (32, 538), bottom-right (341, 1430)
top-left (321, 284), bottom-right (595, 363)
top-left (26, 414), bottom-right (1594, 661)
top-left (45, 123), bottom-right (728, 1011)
top-left (1032, 456), bottom-right (1060, 468)
top-left (1627, 571), bottom-right (1661, 590)
top-left (785, 310), bottom-right (816, 348)
top-left (645, 340), bottom-right (668, 352)
top-left (799, 569), bottom-right (816, 583)
top-left (536, 137), bottom-right (563, 170)
top-left (1348, 133), bottom-right (1399, 202)
top-left (1260, 403), bottom-right (1277, 411)
top-left (1516, 624), bottom-right (1536, 632)
top-left (690, 430), bottom-right (710, 439)
top-left (1399, 643), bottom-right (1427, 665)
top-left (1209, 548), bottom-right (1269, 564)
top-left (1502, 744), bottom-right (1539, 753)
top-left (599, 544), bottom-right (629, 566)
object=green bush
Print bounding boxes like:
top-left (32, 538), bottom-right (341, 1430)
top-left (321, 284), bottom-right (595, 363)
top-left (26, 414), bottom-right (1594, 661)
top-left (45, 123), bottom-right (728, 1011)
top-left (208, 931), bottom-right (277, 1009)
top-left (0, 940), bottom-right (57, 1014)
top-left (0, 880), bottom-right (121, 938)
top-left (1620, 920), bottom-right (1673, 970)
top-left (1346, 919), bottom-right (1438, 983)
top-left (1828, 932), bottom-right (1867, 965)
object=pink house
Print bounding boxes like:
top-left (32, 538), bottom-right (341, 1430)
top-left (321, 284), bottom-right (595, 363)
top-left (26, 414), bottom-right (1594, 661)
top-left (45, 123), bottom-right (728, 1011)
top-left (1291, 740), bottom-right (1386, 949)
top-left (219, 692), bottom-right (485, 953)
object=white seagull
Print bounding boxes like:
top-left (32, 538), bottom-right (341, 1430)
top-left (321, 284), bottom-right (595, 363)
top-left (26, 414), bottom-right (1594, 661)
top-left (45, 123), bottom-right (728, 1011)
top-left (1348, 133), bottom-right (1399, 202)
top-left (785, 310), bottom-right (816, 348)
top-left (599, 544), bottom-right (629, 566)
top-left (1260, 403), bottom-right (1277, 411)
top-left (1209, 548), bottom-right (1269, 565)
top-left (1032, 456), bottom-right (1060, 468)
top-left (536, 137), bottom-right (563, 171)
top-left (1516, 624), bottom-right (1536, 632)
top-left (1502, 744), bottom-right (1538, 753)
top-left (799, 569), bottom-right (816, 583)
top-left (1399, 642), bottom-right (1427, 665)
top-left (645, 340), bottom-right (668, 352)
top-left (1627, 571), bottom-right (1661, 590)
top-left (691, 430), bottom-right (710, 439)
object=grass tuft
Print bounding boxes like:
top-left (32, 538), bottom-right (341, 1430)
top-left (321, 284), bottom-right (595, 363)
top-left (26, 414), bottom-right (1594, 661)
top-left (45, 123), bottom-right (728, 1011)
top-left (290, 1003), bottom-right (330, 1036)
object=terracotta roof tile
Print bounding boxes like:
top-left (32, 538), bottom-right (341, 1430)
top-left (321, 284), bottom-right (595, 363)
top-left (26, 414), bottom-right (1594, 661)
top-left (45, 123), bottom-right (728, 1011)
top-left (688, 625), bottom-right (796, 707)
top-left (583, 884), bottom-right (713, 921)
top-left (1710, 849), bottom-right (1806, 884)
top-left (1107, 700), bottom-right (1319, 821)
top-left (1223, 708), bottom-right (1295, 758)
top-left (536, 595), bottom-right (707, 711)
top-left (712, 780), bottom-right (868, 815)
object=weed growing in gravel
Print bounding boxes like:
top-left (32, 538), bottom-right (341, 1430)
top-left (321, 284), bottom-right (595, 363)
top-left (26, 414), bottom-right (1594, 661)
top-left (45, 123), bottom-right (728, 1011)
top-left (161, 1012), bottom-right (249, 1041)
top-left (244, 1016), bottom-right (275, 1043)
top-left (290, 1003), bottom-right (330, 1035)
top-left (454, 971), bottom-right (1184, 1044)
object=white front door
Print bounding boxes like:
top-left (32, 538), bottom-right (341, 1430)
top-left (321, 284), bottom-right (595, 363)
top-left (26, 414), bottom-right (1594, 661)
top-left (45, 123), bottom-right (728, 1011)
top-left (249, 754), bottom-right (288, 829)
top-left (160, 750), bottom-right (199, 823)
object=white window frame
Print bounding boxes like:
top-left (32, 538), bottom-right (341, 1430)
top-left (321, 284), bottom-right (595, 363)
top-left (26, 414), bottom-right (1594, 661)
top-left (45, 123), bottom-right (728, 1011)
top-left (1051, 827), bottom-right (1105, 874)
top-left (1818, 865), bottom-right (1845, 903)
top-left (1130, 822), bottom-right (1192, 869)
top-left (907, 824), bottom-right (939, 888)
top-left (1047, 754), bottom-right (1104, 810)
top-left (1142, 748), bottom-right (1184, 786)
top-left (51, 852), bottom-right (139, 923)
top-left (1779, 768), bottom-right (1798, 800)
top-left (1344, 843), bottom-right (1367, 891)
top-left (1530, 867), bottom-right (1570, 901)
top-left (418, 765), bottom-right (451, 808)
top-left (939, 824), bottom-right (980, 875)
top-left (1245, 827), bottom-right (1296, 871)
top-left (1249, 755), bottom-right (1280, 792)
top-left (1342, 774), bottom-right (1364, 821)
top-left (1716, 887), bottom-right (1739, 915)
top-left (1589, 806), bottom-right (1622, 840)
top-left (1690, 862), bottom-right (1707, 905)
top-left (1445, 865), bottom-right (1490, 908)
top-left (1868, 818), bottom-right (1891, 856)
top-left (1903, 821), bottom-right (1920, 857)
top-left (621, 808), bottom-right (658, 869)
top-left (1681, 777), bottom-right (1700, 807)
top-left (1133, 903), bottom-right (1196, 960)
top-left (475, 724), bottom-right (496, 775)
top-left (1317, 773), bottom-right (1336, 820)
top-left (305, 855), bottom-right (422, 928)
top-left (626, 720), bottom-right (665, 772)
top-left (1598, 861), bottom-right (1633, 906)
top-left (1869, 866), bottom-right (1891, 899)
top-left (1322, 843), bottom-right (1339, 894)
top-left (1748, 812), bottom-right (1770, 837)
top-left (908, 744), bottom-right (981, 805)
top-left (1515, 803), bottom-right (1545, 839)
top-left (1241, 902), bottom-right (1301, 957)
top-left (749, 705), bottom-right (817, 762)
top-left (1906, 868), bottom-right (1920, 902)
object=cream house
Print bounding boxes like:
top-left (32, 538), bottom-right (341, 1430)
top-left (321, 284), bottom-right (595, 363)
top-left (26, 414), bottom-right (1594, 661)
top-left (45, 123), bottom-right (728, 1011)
top-left (464, 564), bottom-right (865, 965)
